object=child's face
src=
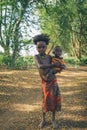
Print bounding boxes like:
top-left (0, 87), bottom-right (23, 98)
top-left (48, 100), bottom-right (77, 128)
top-left (55, 48), bottom-right (62, 57)
top-left (36, 41), bottom-right (47, 55)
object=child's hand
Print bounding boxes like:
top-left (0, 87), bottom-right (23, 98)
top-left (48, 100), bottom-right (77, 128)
top-left (54, 62), bottom-right (61, 67)
top-left (60, 64), bottom-right (66, 69)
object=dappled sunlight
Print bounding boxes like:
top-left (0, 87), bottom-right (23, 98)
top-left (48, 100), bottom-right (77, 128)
top-left (65, 106), bottom-right (86, 112)
top-left (61, 114), bottom-right (86, 121)
top-left (62, 89), bottom-right (81, 95)
top-left (11, 103), bottom-right (41, 112)
top-left (0, 66), bottom-right (87, 130)
top-left (0, 92), bottom-right (11, 96)
top-left (33, 71), bottom-right (39, 75)
top-left (0, 70), bottom-right (17, 74)
top-left (60, 83), bottom-right (79, 87)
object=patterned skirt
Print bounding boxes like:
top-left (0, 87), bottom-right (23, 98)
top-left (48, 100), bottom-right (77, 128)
top-left (41, 79), bottom-right (61, 112)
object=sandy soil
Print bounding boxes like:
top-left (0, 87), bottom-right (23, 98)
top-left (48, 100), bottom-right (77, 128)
top-left (0, 66), bottom-right (87, 130)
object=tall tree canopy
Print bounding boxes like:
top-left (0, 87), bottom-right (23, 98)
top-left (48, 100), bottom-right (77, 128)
top-left (37, 0), bottom-right (87, 59)
top-left (0, 0), bottom-right (41, 67)
top-left (0, 0), bottom-right (87, 68)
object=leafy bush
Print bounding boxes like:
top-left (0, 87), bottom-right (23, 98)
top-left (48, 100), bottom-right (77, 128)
top-left (80, 56), bottom-right (87, 65)
top-left (0, 54), bottom-right (9, 69)
top-left (0, 54), bottom-right (86, 70)
top-left (0, 54), bottom-right (35, 69)
top-left (2, 55), bottom-right (11, 66)
top-left (65, 56), bottom-right (87, 66)
top-left (65, 57), bottom-right (80, 65)
top-left (15, 56), bottom-right (35, 69)
top-left (0, 54), bottom-right (4, 65)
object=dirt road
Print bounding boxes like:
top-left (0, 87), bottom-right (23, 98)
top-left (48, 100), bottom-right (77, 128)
top-left (0, 66), bottom-right (87, 130)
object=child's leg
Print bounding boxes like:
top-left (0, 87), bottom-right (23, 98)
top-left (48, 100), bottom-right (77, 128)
top-left (42, 112), bottom-right (46, 122)
top-left (52, 111), bottom-right (55, 121)
top-left (52, 111), bottom-right (58, 128)
top-left (39, 112), bottom-right (46, 128)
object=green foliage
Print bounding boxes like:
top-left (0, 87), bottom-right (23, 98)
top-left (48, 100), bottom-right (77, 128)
top-left (38, 0), bottom-right (87, 58)
top-left (0, 54), bottom-right (87, 69)
top-left (0, 0), bottom-right (39, 67)
top-left (65, 57), bottom-right (80, 65)
top-left (65, 56), bottom-right (87, 65)
top-left (80, 56), bottom-right (87, 65)
top-left (15, 56), bottom-right (35, 69)
top-left (2, 55), bottom-right (11, 66)
top-left (0, 54), bottom-right (35, 69)
top-left (0, 54), bottom-right (4, 65)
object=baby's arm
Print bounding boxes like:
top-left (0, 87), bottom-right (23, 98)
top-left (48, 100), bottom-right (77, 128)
top-left (34, 55), bottom-right (61, 69)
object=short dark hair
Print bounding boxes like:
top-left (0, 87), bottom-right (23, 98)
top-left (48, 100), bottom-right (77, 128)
top-left (53, 46), bottom-right (62, 54)
top-left (33, 34), bottom-right (50, 45)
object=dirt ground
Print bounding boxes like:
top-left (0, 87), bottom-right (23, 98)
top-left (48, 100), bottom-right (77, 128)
top-left (0, 66), bottom-right (87, 130)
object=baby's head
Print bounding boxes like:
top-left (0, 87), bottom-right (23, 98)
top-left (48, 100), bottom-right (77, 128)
top-left (53, 46), bottom-right (62, 57)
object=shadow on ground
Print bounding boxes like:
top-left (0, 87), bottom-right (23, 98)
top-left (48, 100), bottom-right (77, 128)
top-left (0, 66), bottom-right (87, 130)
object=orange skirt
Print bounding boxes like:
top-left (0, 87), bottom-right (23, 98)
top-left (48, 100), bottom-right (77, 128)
top-left (41, 79), bottom-right (61, 112)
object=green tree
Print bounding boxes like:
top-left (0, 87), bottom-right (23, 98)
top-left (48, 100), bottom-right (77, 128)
top-left (37, 0), bottom-right (87, 59)
top-left (0, 0), bottom-right (42, 68)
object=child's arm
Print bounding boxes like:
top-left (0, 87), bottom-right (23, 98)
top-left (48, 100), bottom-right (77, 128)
top-left (34, 55), bottom-right (61, 69)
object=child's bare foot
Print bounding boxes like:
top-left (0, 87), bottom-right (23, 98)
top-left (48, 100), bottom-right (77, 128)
top-left (52, 121), bottom-right (58, 129)
top-left (39, 120), bottom-right (46, 128)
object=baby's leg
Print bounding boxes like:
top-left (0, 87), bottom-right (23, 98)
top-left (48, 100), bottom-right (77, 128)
top-left (52, 111), bottom-right (58, 129)
top-left (39, 112), bottom-right (46, 128)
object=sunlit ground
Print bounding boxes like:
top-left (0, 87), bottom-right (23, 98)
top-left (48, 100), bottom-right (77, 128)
top-left (0, 66), bottom-right (87, 130)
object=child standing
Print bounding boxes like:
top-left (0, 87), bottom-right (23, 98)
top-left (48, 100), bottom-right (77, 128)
top-left (33, 34), bottom-right (63, 129)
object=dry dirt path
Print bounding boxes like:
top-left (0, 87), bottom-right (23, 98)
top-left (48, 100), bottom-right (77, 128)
top-left (0, 66), bottom-right (87, 130)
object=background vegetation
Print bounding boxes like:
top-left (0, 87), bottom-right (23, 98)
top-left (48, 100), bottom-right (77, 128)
top-left (0, 1), bottom-right (87, 130)
top-left (0, 0), bottom-right (87, 69)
